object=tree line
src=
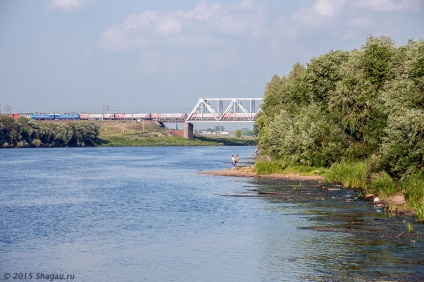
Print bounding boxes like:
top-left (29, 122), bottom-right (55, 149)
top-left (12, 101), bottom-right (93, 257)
top-left (256, 36), bottom-right (423, 187)
top-left (0, 115), bottom-right (100, 148)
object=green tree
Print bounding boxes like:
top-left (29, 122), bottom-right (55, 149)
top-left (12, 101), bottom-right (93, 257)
top-left (304, 50), bottom-right (350, 107)
top-left (361, 35), bottom-right (397, 92)
top-left (214, 125), bottom-right (224, 131)
top-left (380, 109), bottom-right (424, 179)
top-left (235, 129), bottom-right (242, 138)
top-left (329, 50), bottom-right (386, 151)
top-left (263, 104), bottom-right (346, 166)
top-left (0, 115), bottom-right (20, 147)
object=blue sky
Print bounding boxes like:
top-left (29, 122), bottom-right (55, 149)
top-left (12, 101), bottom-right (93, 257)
top-left (0, 0), bottom-right (423, 114)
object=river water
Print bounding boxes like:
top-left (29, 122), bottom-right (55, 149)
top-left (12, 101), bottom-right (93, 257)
top-left (0, 146), bottom-right (423, 281)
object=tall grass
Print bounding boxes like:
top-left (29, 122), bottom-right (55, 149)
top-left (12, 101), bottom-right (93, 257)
top-left (254, 160), bottom-right (284, 174)
top-left (254, 159), bottom-right (325, 175)
top-left (401, 174), bottom-right (424, 222)
top-left (368, 172), bottom-right (398, 196)
top-left (325, 161), bottom-right (367, 188)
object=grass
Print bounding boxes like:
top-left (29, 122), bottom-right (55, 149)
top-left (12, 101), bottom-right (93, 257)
top-left (254, 160), bottom-right (285, 174)
top-left (95, 120), bottom-right (257, 147)
top-left (325, 161), bottom-right (367, 189)
top-left (401, 174), bottom-right (424, 222)
top-left (253, 159), bottom-right (325, 176)
top-left (406, 222), bottom-right (414, 233)
top-left (98, 135), bottom-right (222, 146)
top-left (367, 171), bottom-right (398, 196)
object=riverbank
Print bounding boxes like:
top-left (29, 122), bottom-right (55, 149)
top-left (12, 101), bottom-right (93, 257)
top-left (97, 120), bottom-right (257, 146)
top-left (199, 166), bottom-right (412, 216)
top-left (199, 166), bottom-right (324, 181)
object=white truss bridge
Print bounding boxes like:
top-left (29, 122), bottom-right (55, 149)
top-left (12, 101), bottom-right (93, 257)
top-left (186, 98), bottom-right (262, 123)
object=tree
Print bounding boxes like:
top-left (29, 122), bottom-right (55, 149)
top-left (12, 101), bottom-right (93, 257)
top-left (0, 116), bottom-right (100, 148)
top-left (263, 104), bottom-right (347, 166)
top-left (235, 129), bottom-right (242, 138)
top-left (214, 125), bottom-right (224, 132)
top-left (304, 50), bottom-right (350, 107)
top-left (380, 109), bottom-right (424, 179)
top-left (328, 50), bottom-right (386, 151)
top-left (361, 35), bottom-right (397, 92)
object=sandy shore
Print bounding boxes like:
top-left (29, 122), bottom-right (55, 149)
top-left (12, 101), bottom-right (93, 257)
top-left (198, 166), bottom-right (324, 182)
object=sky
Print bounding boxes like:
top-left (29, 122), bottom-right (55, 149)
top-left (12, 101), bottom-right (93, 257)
top-left (0, 0), bottom-right (423, 115)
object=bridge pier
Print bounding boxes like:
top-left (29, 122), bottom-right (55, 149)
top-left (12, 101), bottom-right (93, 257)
top-left (183, 122), bottom-right (193, 140)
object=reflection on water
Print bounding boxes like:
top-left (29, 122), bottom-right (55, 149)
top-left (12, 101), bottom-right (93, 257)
top-left (256, 178), bottom-right (424, 281)
top-left (0, 147), bottom-right (423, 281)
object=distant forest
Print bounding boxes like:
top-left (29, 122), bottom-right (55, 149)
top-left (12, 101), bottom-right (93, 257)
top-left (0, 116), bottom-right (100, 147)
top-left (256, 36), bottom-right (423, 182)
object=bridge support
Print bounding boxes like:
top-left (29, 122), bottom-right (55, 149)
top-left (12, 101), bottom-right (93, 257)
top-left (183, 122), bottom-right (193, 140)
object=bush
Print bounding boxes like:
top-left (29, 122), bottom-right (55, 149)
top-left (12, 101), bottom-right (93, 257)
top-left (32, 139), bottom-right (42, 147)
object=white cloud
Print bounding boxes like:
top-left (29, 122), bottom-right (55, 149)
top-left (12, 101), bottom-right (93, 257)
top-left (292, 0), bottom-right (347, 28)
top-left (156, 15), bottom-right (183, 35)
top-left (97, 0), bottom-right (423, 74)
top-left (355, 0), bottom-right (424, 12)
top-left (176, 2), bottom-right (221, 20)
top-left (48, 0), bottom-right (90, 12)
top-left (314, 0), bottom-right (342, 18)
top-left (99, 1), bottom-right (268, 52)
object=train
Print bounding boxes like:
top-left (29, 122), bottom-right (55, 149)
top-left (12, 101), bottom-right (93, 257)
top-left (3, 112), bottom-right (188, 121)
top-left (2, 112), bottom-right (256, 121)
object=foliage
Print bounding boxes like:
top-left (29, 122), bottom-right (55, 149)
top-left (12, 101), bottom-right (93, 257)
top-left (235, 129), bottom-right (242, 138)
top-left (262, 104), bottom-right (347, 167)
top-left (304, 50), bottom-right (350, 106)
top-left (0, 116), bottom-right (100, 148)
top-left (379, 109), bottom-right (424, 179)
top-left (240, 128), bottom-right (254, 136)
top-left (256, 36), bottom-right (424, 220)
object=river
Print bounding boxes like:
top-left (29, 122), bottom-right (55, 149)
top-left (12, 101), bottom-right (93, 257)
top-left (1, 147), bottom-right (423, 281)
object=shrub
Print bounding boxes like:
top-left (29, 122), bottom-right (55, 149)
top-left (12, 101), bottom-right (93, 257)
top-left (32, 139), bottom-right (42, 148)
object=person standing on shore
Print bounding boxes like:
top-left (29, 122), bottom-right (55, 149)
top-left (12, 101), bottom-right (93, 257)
top-left (235, 154), bottom-right (239, 169)
top-left (231, 155), bottom-right (236, 169)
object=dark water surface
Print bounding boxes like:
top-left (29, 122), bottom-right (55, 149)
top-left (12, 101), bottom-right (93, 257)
top-left (1, 147), bottom-right (423, 281)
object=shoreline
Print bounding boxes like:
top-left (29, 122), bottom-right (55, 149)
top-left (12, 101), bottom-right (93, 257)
top-left (198, 166), bottom-right (324, 181)
top-left (199, 166), bottom-right (410, 215)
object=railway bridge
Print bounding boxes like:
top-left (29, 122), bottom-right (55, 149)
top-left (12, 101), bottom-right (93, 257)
top-left (182, 98), bottom-right (262, 139)
top-left (4, 97), bottom-right (262, 140)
